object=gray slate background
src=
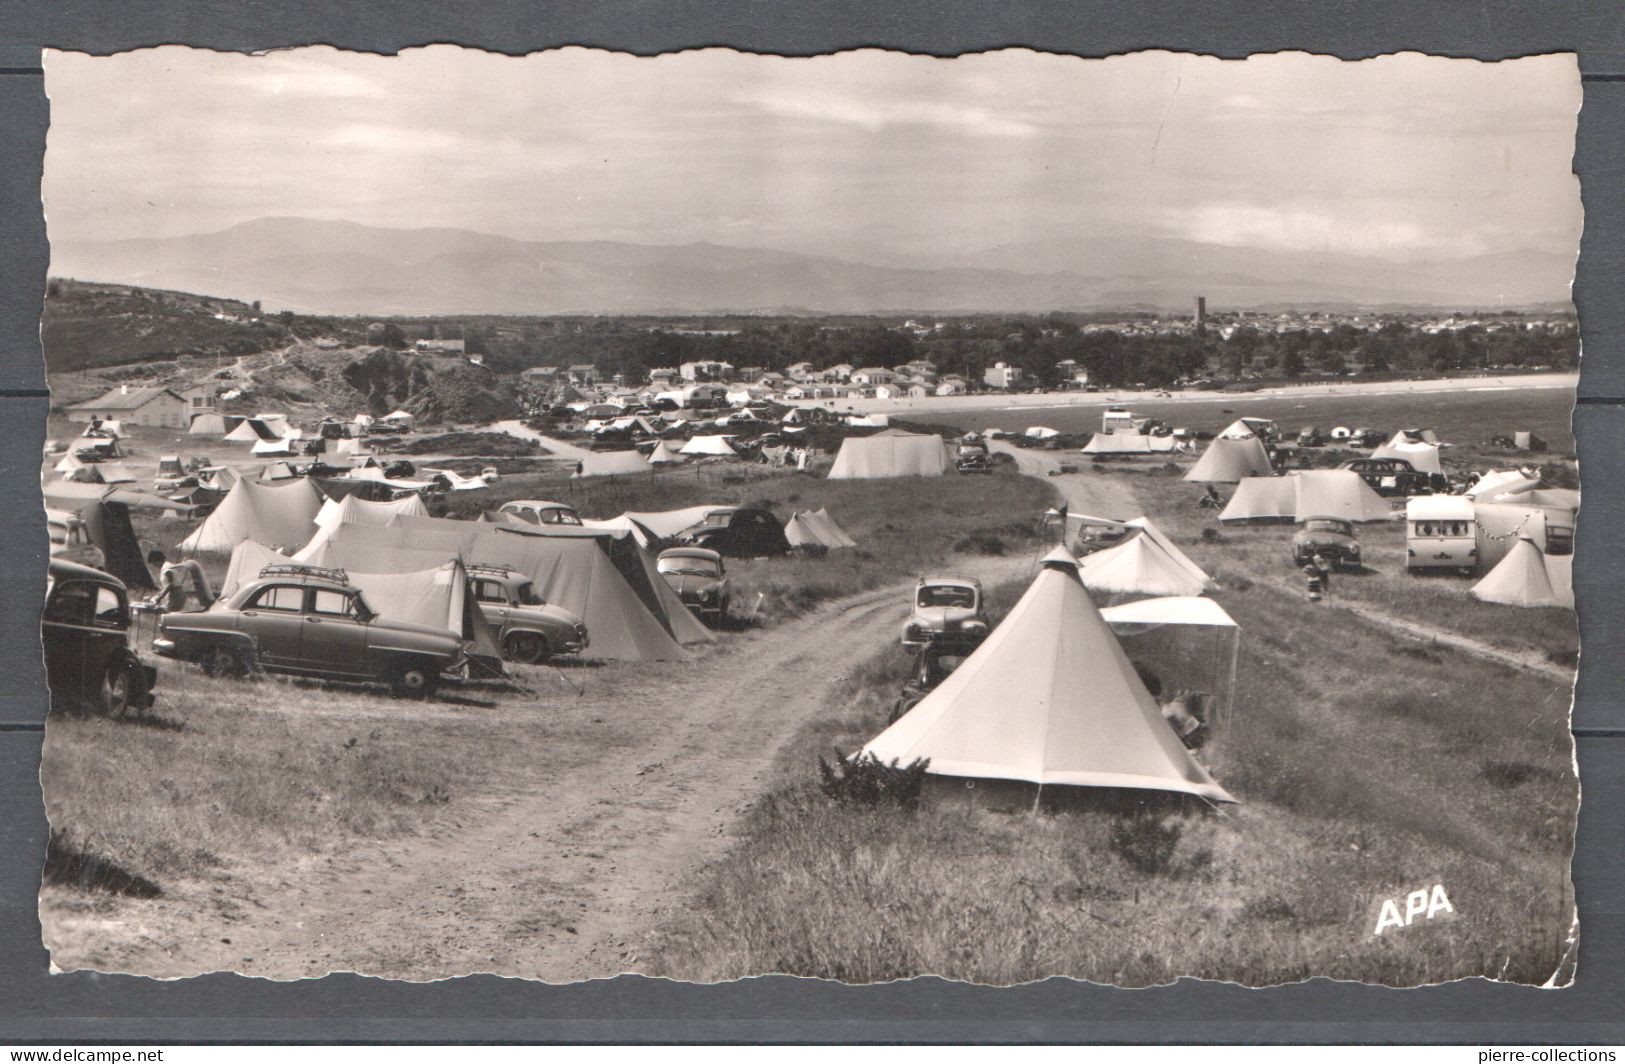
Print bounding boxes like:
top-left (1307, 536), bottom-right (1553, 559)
top-left (0, 0), bottom-right (1621, 1043)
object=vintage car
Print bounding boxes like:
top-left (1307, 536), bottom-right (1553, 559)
top-left (43, 558), bottom-right (156, 717)
top-left (1404, 495), bottom-right (1478, 572)
top-left (656, 547), bottom-right (732, 625)
top-left (1339, 457), bottom-right (1445, 497)
top-left (901, 575), bottom-right (989, 648)
top-left (1292, 516), bottom-right (1363, 569)
top-left (45, 508), bottom-right (105, 570)
top-left (499, 499), bottom-right (584, 526)
top-left (466, 563), bottom-right (589, 662)
top-left (887, 635), bottom-right (981, 723)
top-left (956, 452), bottom-right (992, 475)
top-left (154, 563), bottom-right (465, 697)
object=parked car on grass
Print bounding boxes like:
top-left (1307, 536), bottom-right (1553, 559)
top-left (499, 499), bottom-right (584, 526)
top-left (956, 452), bottom-right (992, 475)
top-left (901, 575), bottom-right (989, 648)
top-left (1292, 516), bottom-right (1362, 569)
top-left (1339, 457), bottom-right (1446, 497)
top-left (44, 558), bottom-right (157, 717)
top-left (467, 564), bottom-right (588, 662)
top-left (154, 563), bottom-right (465, 698)
top-left (656, 547), bottom-right (732, 625)
top-left (887, 635), bottom-right (981, 723)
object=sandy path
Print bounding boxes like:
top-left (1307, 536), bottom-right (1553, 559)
top-left (491, 419), bottom-right (594, 461)
top-left (61, 556), bottom-right (1034, 982)
top-left (1000, 441), bottom-right (1569, 682)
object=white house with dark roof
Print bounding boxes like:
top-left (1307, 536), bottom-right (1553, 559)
top-left (67, 384), bottom-right (206, 428)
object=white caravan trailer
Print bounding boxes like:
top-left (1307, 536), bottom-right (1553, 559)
top-left (1405, 495), bottom-right (1477, 572)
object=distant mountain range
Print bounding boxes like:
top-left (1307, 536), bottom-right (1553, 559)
top-left (49, 217), bottom-right (1576, 317)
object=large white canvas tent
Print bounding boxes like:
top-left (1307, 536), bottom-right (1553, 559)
top-left (1470, 535), bottom-right (1575, 608)
top-left (861, 547), bottom-right (1235, 803)
top-left (177, 476), bottom-right (324, 555)
top-left (827, 430), bottom-right (949, 479)
top-left (1079, 530), bottom-right (1214, 598)
top-left (1467, 470), bottom-right (1540, 499)
top-left (785, 508), bottom-right (857, 550)
top-left (574, 449), bottom-right (656, 478)
top-left (1372, 438), bottom-right (1443, 475)
top-left (678, 435), bottom-right (740, 458)
top-left (1220, 471), bottom-right (1392, 524)
top-left (1183, 434), bottom-right (1273, 483)
top-left (301, 492), bottom-right (430, 555)
top-left (1081, 432), bottom-right (1175, 456)
top-left (302, 519), bottom-right (689, 660)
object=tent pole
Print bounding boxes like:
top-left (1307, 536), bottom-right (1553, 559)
top-left (1224, 628), bottom-right (1241, 739)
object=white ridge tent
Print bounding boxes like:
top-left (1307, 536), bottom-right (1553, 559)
top-left (581, 505), bottom-right (726, 546)
top-left (1078, 530), bottom-right (1214, 598)
top-left (860, 546), bottom-right (1235, 803)
top-left (678, 435), bottom-right (740, 458)
top-left (1470, 535), bottom-right (1574, 608)
top-left (1081, 432), bottom-right (1175, 456)
top-left (252, 431), bottom-right (303, 457)
top-left (1372, 438), bottom-right (1444, 475)
top-left (1183, 434), bottom-right (1273, 483)
top-left (785, 508), bottom-right (857, 550)
top-left (1100, 595), bottom-right (1241, 734)
top-left (647, 440), bottom-right (686, 465)
top-left (1220, 471), bottom-right (1392, 524)
top-left (827, 430), bottom-right (949, 479)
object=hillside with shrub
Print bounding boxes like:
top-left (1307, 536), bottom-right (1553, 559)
top-left (41, 279), bottom-right (368, 373)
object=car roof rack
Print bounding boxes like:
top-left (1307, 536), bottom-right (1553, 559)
top-left (259, 563), bottom-right (349, 585)
top-left (467, 563), bottom-right (515, 577)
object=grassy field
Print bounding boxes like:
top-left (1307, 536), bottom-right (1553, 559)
top-left (644, 463), bottom-right (1578, 986)
top-left (42, 467), bottom-right (1052, 918)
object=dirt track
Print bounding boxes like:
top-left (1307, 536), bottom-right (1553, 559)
top-left (998, 441), bottom-right (1571, 682)
top-left (51, 553), bottom-right (1043, 981)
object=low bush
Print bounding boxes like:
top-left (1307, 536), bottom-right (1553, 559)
top-left (817, 752), bottom-right (931, 808)
top-left (1108, 811), bottom-right (1182, 875)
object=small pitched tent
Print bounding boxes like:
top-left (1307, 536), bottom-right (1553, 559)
top-left (40, 481), bottom-right (172, 590)
top-left (300, 492), bottom-right (430, 555)
top-left (1372, 438), bottom-right (1443, 475)
top-left (1081, 432), bottom-right (1175, 456)
top-left (678, 435), bottom-right (740, 458)
top-left (646, 440), bottom-right (686, 465)
top-left (827, 430), bottom-right (950, 479)
top-left (187, 412), bottom-right (228, 436)
top-left (1292, 470), bottom-right (1394, 523)
top-left (177, 476), bottom-right (324, 555)
top-left (1220, 471), bottom-right (1392, 524)
top-left (252, 432), bottom-right (303, 457)
top-left (1467, 470), bottom-right (1540, 499)
top-left (785, 508), bottom-right (857, 550)
top-left (574, 449), bottom-right (655, 478)
top-left (1183, 434), bottom-right (1273, 483)
top-left (1218, 477), bottom-right (1297, 524)
top-left (301, 520), bottom-right (687, 661)
top-left (860, 547), bottom-right (1234, 803)
top-left (1470, 535), bottom-right (1574, 608)
top-left (1078, 530), bottom-right (1214, 598)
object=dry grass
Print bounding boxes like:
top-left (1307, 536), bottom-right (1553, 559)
top-left (645, 465), bottom-right (1578, 986)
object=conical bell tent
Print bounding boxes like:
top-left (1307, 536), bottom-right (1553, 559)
top-left (861, 546), bottom-right (1235, 803)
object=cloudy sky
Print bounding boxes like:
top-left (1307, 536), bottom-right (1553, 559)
top-left (43, 46), bottom-right (1582, 266)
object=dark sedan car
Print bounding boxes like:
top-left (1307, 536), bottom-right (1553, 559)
top-left (43, 558), bottom-right (156, 717)
top-left (1292, 516), bottom-right (1362, 569)
top-left (155, 563), bottom-right (465, 697)
top-left (656, 547), bottom-right (731, 625)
